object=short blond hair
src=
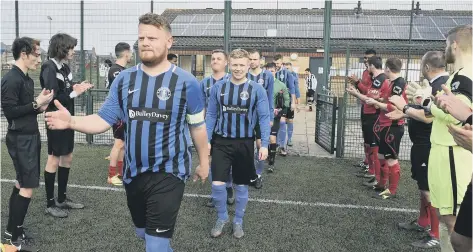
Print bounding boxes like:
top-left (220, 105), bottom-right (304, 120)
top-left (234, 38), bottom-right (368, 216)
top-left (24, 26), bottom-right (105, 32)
top-left (229, 48), bottom-right (249, 59)
top-left (447, 25), bottom-right (472, 52)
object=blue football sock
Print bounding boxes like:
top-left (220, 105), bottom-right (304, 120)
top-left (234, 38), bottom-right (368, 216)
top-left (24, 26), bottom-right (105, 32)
top-left (145, 234), bottom-right (172, 252)
top-left (287, 123), bottom-right (294, 142)
top-left (135, 228), bottom-right (145, 240)
top-left (212, 184), bottom-right (228, 221)
top-left (278, 121), bottom-right (287, 147)
top-left (234, 185), bottom-right (249, 224)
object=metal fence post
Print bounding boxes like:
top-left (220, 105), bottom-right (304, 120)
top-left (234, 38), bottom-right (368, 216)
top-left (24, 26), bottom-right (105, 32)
top-left (224, 1), bottom-right (232, 53)
top-left (330, 97), bottom-right (338, 154)
top-left (86, 91), bottom-right (93, 144)
top-left (15, 0), bottom-right (19, 38)
top-left (322, 0), bottom-right (332, 90)
top-left (80, 0), bottom-right (85, 82)
top-left (96, 56), bottom-right (100, 88)
top-left (335, 47), bottom-right (351, 158)
top-left (151, 0), bottom-right (154, 13)
top-left (406, 0), bottom-right (415, 80)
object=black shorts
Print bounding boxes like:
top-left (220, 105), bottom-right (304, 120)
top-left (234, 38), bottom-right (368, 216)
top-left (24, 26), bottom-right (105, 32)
top-left (378, 125), bottom-right (404, 159)
top-left (454, 182), bottom-right (472, 238)
top-left (6, 132), bottom-right (41, 188)
top-left (286, 102), bottom-right (295, 119)
top-left (112, 121), bottom-right (125, 141)
top-left (47, 128), bottom-right (74, 156)
top-left (211, 135), bottom-right (257, 185)
top-left (271, 118), bottom-right (281, 136)
top-left (255, 122), bottom-right (261, 140)
top-left (362, 113), bottom-right (378, 147)
top-left (410, 144), bottom-right (430, 191)
top-left (125, 171), bottom-right (185, 238)
top-left (307, 89), bottom-right (315, 98)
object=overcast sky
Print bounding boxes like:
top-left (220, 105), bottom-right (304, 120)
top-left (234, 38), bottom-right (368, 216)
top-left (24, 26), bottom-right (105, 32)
top-left (1, 0), bottom-right (471, 55)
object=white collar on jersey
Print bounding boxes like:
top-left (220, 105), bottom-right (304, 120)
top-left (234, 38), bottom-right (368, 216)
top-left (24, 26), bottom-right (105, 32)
top-left (429, 72), bottom-right (450, 84)
top-left (51, 58), bottom-right (66, 70)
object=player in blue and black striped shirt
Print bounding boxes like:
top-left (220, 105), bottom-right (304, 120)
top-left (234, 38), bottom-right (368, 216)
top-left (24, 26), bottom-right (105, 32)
top-left (45, 13), bottom-right (209, 252)
top-left (273, 55), bottom-right (295, 155)
top-left (200, 49), bottom-right (232, 207)
top-left (247, 49), bottom-right (274, 188)
top-left (206, 49), bottom-right (270, 239)
top-left (284, 62), bottom-right (301, 147)
top-left (200, 49), bottom-right (229, 108)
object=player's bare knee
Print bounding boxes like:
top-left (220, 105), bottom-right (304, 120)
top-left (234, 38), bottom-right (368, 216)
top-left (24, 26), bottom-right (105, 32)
top-left (270, 136), bottom-right (277, 144)
top-left (212, 181), bottom-right (226, 186)
top-left (387, 158), bottom-right (398, 166)
top-left (115, 139), bottom-right (125, 149)
top-left (420, 190), bottom-right (430, 202)
top-left (19, 188), bottom-right (33, 198)
top-left (451, 232), bottom-right (472, 252)
top-left (280, 118), bottom-right (286, 123)
top-left (59, 154), bottom-right (73, 167)
top-left (256, 139), bottom-right (262, 149)
top-left (46, 155), bottom-right (60, 171)
top-left (287, 119), bottom-right (293, 124)
top-left (441, 215), bottom-right (457, 233)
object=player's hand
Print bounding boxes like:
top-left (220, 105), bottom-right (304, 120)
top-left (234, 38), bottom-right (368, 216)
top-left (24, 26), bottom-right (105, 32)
top-left (365, 98), bottom-right (376, 105)
top-left (388, 95), bottom-right (407, 110)
top-left (45, 100), bottom-right (72, 130)
top-left (386, 109), bottom-right (405, 120)
top-left (434, 84), bottom-right (472, 122)
top-left (36, 88), bottom-right (54, 106)
top-left (345, 86), bottom-right (357, 95)
top-left (406, 79), bottom-right (431, 104)
top-left (207, 143), bottom-right (212, 156)
top-left (73, 81), bottom-right (94, 96)
top-left (193, 162), bottom-right (209, 183)
top-left (273, 109), bottom-right (280, 116)
top-left (290, 103), bottom-right (296, 111)
top-left (347, 74), bottom-right (359, 84)
top-left (259, 147), bottom-right (268, 161)
top-left (447, 123), bottom-right (473, 152)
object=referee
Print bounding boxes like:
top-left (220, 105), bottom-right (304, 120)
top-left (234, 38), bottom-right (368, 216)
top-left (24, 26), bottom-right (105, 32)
top-left (40, 33), bottom-right (93, 218)
top-left (45, 13), bottom-right (209, 252)
top-left (1, 37), bottom-right (53, 251)
top-left (206, 49), bottom-right (270, 239)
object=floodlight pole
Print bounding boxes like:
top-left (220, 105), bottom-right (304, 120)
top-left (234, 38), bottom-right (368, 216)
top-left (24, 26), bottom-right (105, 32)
top-left (224, 0), bottom-right (232, 72)
top-left (15, 0), bottom-right (19, 38)
top-left (322, 0), bottom-right (332, 91)
top-left (406, 0), bottom-right (415, 81)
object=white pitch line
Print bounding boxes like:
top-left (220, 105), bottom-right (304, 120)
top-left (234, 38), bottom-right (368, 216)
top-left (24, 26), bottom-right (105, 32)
top-left (0, 179), bottom-right (418, 213)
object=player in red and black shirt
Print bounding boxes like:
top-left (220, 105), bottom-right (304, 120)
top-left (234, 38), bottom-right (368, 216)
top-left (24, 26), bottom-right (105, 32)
top-left (347, 56), bottom-right (388, 189)
top-left (365, 58), bottom-right (407, 199)
top-left (348, 49), bottom-right (377, 175)
top-left (106, 42), bottom-right (132, 186)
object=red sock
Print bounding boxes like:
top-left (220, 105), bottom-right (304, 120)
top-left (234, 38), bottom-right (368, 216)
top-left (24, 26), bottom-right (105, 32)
top-left (417, 193), bottom-right (430, 228)
top-left (428, 203), bottom-right (440, 239)
top-left (108, 165), bottom-right (116, 177)
top-left (371, 147), bottom-right (380, 182)
top-left (117, 161), bottom-right (123, 177)
top-left (380, 159), bottom-right (389, 187)
top-left (388, 163), bottom-right (401, 195)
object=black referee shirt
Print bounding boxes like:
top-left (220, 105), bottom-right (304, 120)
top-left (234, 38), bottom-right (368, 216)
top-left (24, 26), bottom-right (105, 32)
top-left (40, 59), bottom-right (75, 114)
top-left (1, 65), bottom-right (40, 134)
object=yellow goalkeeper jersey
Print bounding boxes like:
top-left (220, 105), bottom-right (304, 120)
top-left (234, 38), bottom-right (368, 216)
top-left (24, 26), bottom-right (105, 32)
top-left (430, 68), bottom-right (472, 146)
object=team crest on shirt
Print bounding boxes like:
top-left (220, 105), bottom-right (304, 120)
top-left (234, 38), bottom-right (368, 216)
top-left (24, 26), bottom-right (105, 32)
top-left (258, 78), bottom-right (264, 85)
top-left (386, 133), bottom-right (395, 143)
top-left (157, 87), bottom-right (171, 101)
top-left (451, 81), bottom-right (460, 91)
top-left (393, 86), bottom-right (402, 95)
top-left (113, 71), bottom-right (120, 78)
top-left (240, 91), bottom-right (249, 101)
top-left (373, 79), bottom-right (381, 87)
top-left (279, 73), bottom-right (285, 80)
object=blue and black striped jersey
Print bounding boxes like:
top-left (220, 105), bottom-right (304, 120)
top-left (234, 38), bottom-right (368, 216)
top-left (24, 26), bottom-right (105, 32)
top-left (200, 73), bottom-right (229, 108)
top-left (206, 78), bottom-right (271, 148)
top-left (276, 68), bottom-right (295, 99)
top-left (247, 70), bottom-right (274, 121)
top-left (98, 64), bottom-right (205, 183)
